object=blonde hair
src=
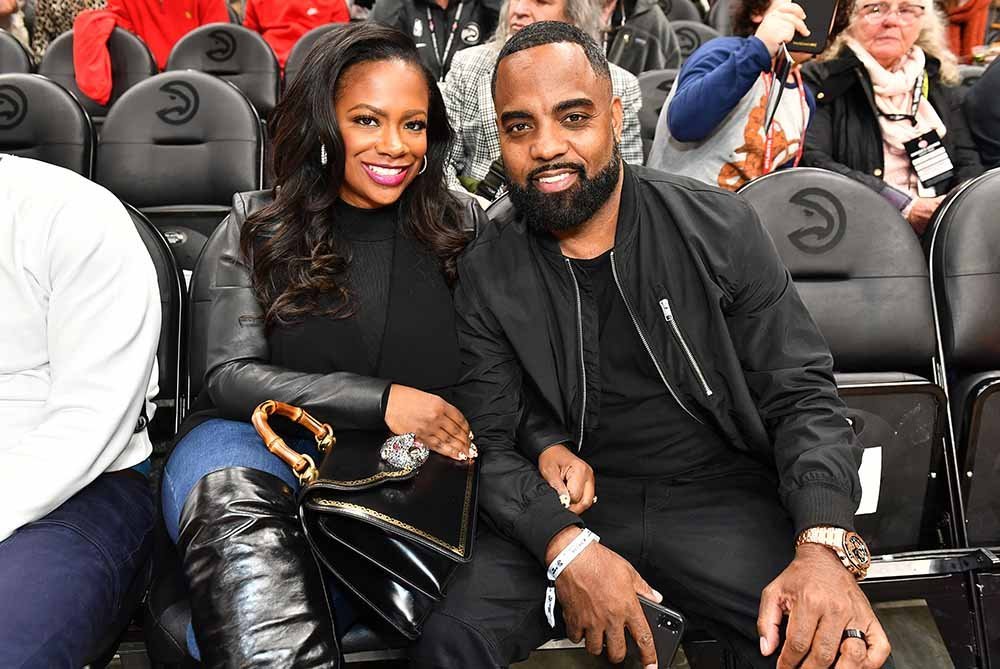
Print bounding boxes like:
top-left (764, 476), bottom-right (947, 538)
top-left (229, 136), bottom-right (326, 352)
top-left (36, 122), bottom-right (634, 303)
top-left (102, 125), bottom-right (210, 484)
top-left (489, 0), bottom-right (606, 50)
top-left (823, 0), bottom-right (960, 84)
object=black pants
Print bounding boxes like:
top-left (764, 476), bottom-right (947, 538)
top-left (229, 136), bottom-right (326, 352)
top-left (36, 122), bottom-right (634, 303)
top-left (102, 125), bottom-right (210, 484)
top-left (411, 464), bottom-right (797, 668)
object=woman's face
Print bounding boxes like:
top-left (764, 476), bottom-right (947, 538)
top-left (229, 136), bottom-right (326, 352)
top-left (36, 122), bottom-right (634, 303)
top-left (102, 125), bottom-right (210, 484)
top-left (507, 0), bottom-right (569, 34)
top-left (334, 58), bottom-right (430, 209)
top-left (850, 1), bottom-right (925, 68)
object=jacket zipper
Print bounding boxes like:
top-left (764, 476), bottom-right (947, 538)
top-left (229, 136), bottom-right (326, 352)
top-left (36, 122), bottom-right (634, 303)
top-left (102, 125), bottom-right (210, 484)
top-left (658, 296), bottom-right (714, 397)
top-left (565, 259), bottom-right (586, 451)
top-left (610, 252), bottom-right (705, 425)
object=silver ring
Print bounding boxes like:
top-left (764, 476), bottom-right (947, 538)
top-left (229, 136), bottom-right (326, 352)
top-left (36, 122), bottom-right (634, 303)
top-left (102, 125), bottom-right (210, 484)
top-left (380, 433), bottom-right (430, 470)
top-left (842, 628), bottom-right (867, 643)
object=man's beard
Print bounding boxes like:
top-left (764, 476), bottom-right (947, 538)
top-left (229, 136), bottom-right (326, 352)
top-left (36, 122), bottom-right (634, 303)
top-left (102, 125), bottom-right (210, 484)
top-left (507, 142), bottom-right (621, 236)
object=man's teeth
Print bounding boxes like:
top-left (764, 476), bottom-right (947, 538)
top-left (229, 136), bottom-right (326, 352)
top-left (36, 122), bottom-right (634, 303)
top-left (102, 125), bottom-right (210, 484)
top-left (368, 165), bottom-right (405, 176)
top-left (538, 173), bottom-right (571, 183)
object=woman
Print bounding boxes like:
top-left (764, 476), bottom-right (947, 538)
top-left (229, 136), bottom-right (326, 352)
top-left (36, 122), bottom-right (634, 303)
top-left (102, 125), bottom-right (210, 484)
top-left (28, 0), bottom-right (105, 62)
top-left (802, 0), bottom-right (984, 235)
top-left (649, 0), bottom-right (850, 191)
top-left (161, 23), bottom-right (481, 667)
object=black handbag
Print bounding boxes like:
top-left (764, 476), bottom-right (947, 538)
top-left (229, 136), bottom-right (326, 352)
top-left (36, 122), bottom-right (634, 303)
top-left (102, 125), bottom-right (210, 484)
top-left (251, 400), bottom-right (478, 639)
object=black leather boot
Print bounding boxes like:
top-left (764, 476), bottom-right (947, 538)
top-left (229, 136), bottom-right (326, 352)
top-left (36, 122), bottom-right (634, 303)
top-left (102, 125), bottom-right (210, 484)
top-left (177, 467), bottom-right (340, 668)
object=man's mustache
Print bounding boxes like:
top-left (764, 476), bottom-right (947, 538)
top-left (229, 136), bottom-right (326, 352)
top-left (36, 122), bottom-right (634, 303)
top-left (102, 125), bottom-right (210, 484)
top-left (526, 162), bottom-right (586, 183)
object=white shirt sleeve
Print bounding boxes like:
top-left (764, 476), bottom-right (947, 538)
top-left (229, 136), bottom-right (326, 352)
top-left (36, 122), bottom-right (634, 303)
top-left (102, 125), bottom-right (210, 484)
top-left (0, 184), bottom-right (160, 542)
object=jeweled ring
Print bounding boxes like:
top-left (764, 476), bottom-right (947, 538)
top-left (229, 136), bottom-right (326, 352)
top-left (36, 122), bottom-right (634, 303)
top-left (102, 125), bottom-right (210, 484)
top-left (842, 629), bottom-right (867, 643)
top-left (380, 433), bottom-right (430, 470)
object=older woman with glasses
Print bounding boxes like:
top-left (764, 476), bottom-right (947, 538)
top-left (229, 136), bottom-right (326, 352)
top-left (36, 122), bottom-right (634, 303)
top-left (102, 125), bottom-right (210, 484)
top-left (802, 0), bottom-right (983, 235)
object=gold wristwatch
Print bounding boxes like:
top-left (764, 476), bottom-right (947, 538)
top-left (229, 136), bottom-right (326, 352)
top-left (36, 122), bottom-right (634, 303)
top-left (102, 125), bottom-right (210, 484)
top-left (795, 526), bottom-right (871, 580)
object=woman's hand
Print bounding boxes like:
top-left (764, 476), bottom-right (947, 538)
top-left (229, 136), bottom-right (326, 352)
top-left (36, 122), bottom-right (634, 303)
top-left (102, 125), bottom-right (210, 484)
top-left (384, 384), bottom-right (476, 461)
top-left (905, 196), bottom-right (945, 236)
top-left (754, 0), bottom-right (810, 57)
top-left (538, 444), bottom-right (596, 514)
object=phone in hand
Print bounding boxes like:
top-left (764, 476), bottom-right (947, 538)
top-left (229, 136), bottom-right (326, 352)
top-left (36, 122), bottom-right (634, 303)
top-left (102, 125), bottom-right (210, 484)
top-left (788, 0), bottom-right (841, 53)
top-left (625, 595), bottom-right (686, 668)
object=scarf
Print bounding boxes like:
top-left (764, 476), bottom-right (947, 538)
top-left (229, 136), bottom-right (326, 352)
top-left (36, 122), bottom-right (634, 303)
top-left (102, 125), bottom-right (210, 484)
top-left (846, 38), bottom-right (947, 151)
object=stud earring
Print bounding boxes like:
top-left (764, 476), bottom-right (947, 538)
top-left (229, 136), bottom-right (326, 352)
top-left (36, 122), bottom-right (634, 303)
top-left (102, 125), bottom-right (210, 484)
top-left (417, 155), bottom-right (428, 175)
top-left (320, 143), bottom-right (328, 166)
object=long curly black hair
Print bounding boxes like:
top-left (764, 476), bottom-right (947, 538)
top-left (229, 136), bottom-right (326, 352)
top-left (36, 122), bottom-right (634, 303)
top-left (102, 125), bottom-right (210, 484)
top-left (241, 23), bottom-right (468, 330)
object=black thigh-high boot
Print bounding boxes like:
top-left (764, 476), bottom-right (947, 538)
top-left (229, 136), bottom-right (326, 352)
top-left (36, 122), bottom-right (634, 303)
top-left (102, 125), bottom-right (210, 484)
top-left (177, 467), bottom-right (340, 668)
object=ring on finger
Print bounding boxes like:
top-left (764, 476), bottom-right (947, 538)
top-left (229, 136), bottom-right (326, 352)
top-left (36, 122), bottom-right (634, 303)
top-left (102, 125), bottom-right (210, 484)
top-left (842, 628), bottom-right (867, 644)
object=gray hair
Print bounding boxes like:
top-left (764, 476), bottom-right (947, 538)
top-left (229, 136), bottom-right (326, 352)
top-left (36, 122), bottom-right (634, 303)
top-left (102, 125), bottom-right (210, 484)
top-left (489, 0), bottom-right (606, 50)
top-left (824, 0), bottom-right (960, 84)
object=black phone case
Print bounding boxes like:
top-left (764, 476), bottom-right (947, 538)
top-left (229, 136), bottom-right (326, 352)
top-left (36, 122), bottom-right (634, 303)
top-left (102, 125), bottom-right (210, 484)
top-left (626, 596), bottom-right (686, 667)
top-left (788, 0), bottom-right (840, 53)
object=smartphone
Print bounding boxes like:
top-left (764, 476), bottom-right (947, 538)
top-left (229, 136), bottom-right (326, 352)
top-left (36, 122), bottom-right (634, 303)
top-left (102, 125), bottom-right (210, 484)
top-left (625, 595), bottom-right (686, 668)
top-left (788, 0), bottom-right (841, 54)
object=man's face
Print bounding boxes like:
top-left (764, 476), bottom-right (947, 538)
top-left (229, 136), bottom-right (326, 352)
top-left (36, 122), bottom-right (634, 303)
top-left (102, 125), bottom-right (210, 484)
top-left (493, 42), bottom-right (623, 234)
top-left (507, 0), bottom-right (569, 34)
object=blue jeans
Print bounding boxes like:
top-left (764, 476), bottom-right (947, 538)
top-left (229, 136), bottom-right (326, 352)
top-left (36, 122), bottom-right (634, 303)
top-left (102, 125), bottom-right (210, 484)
top-left (0, 472), bottom-right (154, 668)
top-left (162, 418), bottom-right (354, 659)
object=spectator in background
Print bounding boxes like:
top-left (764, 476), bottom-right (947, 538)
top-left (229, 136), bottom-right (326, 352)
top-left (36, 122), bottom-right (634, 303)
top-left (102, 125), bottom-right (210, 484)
top-left (964, 58), bottom-right (1000, 168)
top-left (243, 0), bottom-right (350, 70)
top-left (802, 0), bottom-right (984, 235)
top-left (442, 0), bottom-right (643, 199)
top-left (0, 155), bottom-right (160, 667)
top-left (0, 0), bottom-right (29, 50)
top-left (602, 0), bottom-right (681, 75)
top-left (28, 0), bottom-right (104, 62)
top-left (648, 0), bottom-right (844, 190)
top-left (942, 0), bottom-right (991, 61)
top-left (370, 0), bottom-right (499, 80)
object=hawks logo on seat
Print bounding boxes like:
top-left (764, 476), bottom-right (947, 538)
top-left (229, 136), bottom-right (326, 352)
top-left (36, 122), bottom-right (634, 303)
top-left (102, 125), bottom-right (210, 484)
top-left (156, 81), bottom-right (200, 126)
top-left (0, 85), bottom-right (27, 130)
top-left (206, 30), bottom-right (237, 62)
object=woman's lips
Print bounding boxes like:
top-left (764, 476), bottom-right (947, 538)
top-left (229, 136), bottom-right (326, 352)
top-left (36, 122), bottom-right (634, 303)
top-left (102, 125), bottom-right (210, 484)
top-left (362, 162), bottom-right (411, 187)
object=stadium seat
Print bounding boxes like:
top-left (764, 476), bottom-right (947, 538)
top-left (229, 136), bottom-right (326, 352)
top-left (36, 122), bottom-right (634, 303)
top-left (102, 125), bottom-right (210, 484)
top-left (38, 27), bottom-right (156, 123)
top-left (0, 28), bottom-right (32, 73)
top-left (0, 73), bottom-right (93, 176)
top-left (95, 70), bottom-right (262, 272)
top-left (671, 20), bottom-right (720, 63)
top-left (658, 0), bottom-right (702, 22)
top-left (739, 168), bottom-right (960, 555)
top-left (637, 68), bottom-right (677, 161)
top-left (929, 167), bottom-right (1000, 550)
top-left (284, 23), bottom-right (347, 87)
top-left (166, 23), bottom-right (280, 121)
top-left (706, 0), bottom-right (734, 35)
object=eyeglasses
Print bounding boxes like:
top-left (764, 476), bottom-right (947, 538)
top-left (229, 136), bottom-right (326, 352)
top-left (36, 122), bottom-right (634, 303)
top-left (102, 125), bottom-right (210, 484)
top-left (857, 2), bottom-right (926, 25)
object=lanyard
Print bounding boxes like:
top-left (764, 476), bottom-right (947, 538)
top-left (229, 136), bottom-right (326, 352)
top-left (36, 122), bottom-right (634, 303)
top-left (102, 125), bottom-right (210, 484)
top-left (876, 71), bottom-right (926, 126)
top-left (426, 1), bottom-right (464, 80)
top-left (761, 67), bottom-right (809, 175)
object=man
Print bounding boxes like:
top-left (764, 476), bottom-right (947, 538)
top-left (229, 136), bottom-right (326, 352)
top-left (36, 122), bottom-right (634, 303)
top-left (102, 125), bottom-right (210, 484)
top-left (371, 0), bottom-right (499, 81)
top-left (0, 155), bottom-right (160, 666)
top-left (411, 22), bottom-right (892, 669)
top-left (442, 0), bottom-right (643, 199)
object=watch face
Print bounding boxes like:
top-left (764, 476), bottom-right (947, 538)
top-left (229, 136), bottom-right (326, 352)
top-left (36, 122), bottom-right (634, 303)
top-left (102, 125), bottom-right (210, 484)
top-left (844, 532), bottom-right (872, 569)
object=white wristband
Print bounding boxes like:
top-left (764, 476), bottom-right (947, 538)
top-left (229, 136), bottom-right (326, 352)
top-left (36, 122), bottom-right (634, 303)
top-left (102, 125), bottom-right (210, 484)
top-left (544, 528), bottom-right (600, 628)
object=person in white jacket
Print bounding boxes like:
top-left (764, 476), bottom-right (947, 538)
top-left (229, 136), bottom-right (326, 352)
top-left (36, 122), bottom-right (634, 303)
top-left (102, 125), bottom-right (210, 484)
top-left (0, 155), bottom-right (160, 666)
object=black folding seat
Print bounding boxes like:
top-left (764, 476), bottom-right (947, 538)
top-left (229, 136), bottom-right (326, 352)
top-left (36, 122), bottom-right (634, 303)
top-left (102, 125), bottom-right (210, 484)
top-left (659, 0), bottom-right (702, 22)
top-left (706, 0), bottom-right (734, 35)
top-left (0, 28), bottom-right (32, 73)
top-left (671, 20), bottom-right (720, 63)
top-left (284, 23), bottom-right (347, 87)
top-left (637, 68), bottom-right (677, 160)
top-left (38, 27), bottom-right (156, 124)
top-left (95, 70), bottom-right (262, 272)
top-left (166, 23), bottom-right (280, 121)
top-left (0, 73), bottom-right (93, 176)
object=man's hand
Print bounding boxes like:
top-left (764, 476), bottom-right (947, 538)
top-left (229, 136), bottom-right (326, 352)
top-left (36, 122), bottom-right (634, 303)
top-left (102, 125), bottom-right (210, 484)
top-left (546, 527), bottom-right (662, 668)
top-left (538, 445), bottom-right (596, 514)
top-left (758, 544), bottom-right (891, 669)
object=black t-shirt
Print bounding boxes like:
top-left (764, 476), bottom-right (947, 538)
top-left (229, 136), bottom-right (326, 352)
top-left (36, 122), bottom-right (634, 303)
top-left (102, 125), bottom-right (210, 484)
top-left (568, 252), bottom-right (736, 480)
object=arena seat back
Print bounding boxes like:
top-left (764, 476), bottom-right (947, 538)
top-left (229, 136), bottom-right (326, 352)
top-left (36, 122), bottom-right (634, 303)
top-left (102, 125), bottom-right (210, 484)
top-left (284, 23), bottom-right (347, 88)
top-left (637, 68), bottom-right (677, 160)
top-left (706, 0), bottom-right (734, 35)
top-left (0, 28), bottom-right (32, 74)
top-left (38, 27), bottom-right (156, 122)
top-left (96, 70), bottom-right (262, 271)
top-left (671, 20), bottom-right (720, 63)
top-left (740, 168), bottom-right (956, 554)
top-left (166, 23), bottom-right (280, 121)
top-left (929, 167), bottom-right (1000, 549)
top-left (0, 73), bottom-right (93, 176)
top-left (659, 0), bottom-right (702, 22)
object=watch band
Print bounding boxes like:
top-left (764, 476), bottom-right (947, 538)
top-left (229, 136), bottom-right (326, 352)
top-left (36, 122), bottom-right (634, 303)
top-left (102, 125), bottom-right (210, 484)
top-left (796, 526), bottom-right (869, 579)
